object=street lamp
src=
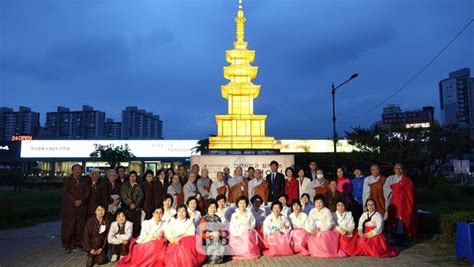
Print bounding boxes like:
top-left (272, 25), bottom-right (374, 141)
top-left (331, 73), bottom-right (359, 156)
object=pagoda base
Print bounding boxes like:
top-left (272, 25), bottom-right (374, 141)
top-left (209, 136), bottom-right (275, 149)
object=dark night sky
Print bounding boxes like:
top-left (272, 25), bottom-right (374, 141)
top-left (0, 0), bottom-right (473, 139)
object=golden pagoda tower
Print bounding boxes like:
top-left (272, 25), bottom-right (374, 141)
top-left (209, 0), bottom-right (275, 149)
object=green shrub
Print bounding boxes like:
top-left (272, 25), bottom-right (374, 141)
top-left (439, 211), bottom-right (474, 240)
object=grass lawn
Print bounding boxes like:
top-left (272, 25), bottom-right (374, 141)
top-left (418, 202), bottom-right (474, 215)
top-left (0, 188), bottom-right (62, 229)
top-left (415, 184), bottom-right (474, 265)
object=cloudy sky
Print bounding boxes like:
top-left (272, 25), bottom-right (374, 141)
top-left (0, 0), bottom-right (473, 139)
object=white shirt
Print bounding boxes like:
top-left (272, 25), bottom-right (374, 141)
top-left (183, 181), bottom-right (198, 203)
top-left (297, 177), bottom-right (312, 198)
top-left (358, 211), bottom-right (384, 236)
top-left (334, 211), bottom-right (355, 235)
top-left (289, 212), bottom-right (308, 229)
top-left (263, 213), bottom-right (292, 235)
top-left (248, 178), bottom-right (265, 200)
top-left (210, 180), bottom-right (228, 199)
top-left (136, 218), bottom-right (167, 244)
top-left (306, 207), bottom-right (335, 232)
top-left (165, 217), bottom-right (195, 240)
top-left (229, 209), bottom-right (256, 236)
top-left (251, 206), bottom-right (269, 226)
top-left (108, 221), bottom-right (133, 245)
top-left (162, 208), bottom-right (176, 223)
top-left (362, 175), bottom-right (381, 209)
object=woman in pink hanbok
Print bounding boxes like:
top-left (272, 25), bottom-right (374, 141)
top-left (289, 200), bottom-right (309, 256)
top-left (262, 201), bottom-right (293, 256)
top-left (306, 194), bottom-right (346, 258)
top-left (229, 196), bottom-right (261, 260)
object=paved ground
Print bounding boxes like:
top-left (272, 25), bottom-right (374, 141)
top-left (0, 221), bottom-right (471, 267)
top-left (0, 221), bottom-right (60, 263)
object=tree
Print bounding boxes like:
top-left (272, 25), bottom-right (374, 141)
top-left (345, 123), bottom-right (472, 185)
top-left (90, 144), bottom-right (136, 169)
top-left (192, 138), bottom-right (209, 154)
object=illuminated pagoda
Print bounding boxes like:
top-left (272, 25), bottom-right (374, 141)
top-left (209, 0), bottom-right (275, 149)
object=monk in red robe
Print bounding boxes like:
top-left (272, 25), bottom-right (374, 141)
top-left (384, 163), bottom-right (417, 242)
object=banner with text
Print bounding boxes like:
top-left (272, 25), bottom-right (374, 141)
top-left (191, 154), bottom-right (294, 181)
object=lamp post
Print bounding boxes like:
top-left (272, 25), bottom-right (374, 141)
top-left (331, 73), bottom-right (359, 156)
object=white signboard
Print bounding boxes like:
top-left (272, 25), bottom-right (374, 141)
top-left (21, 140), bottom-right (200, 158)
top-left (277, 139), bottom-right (357, 153)
top-left (453, 159), bottom-right (470, 174)
top-left (191, 154), bottom-right (294, 180)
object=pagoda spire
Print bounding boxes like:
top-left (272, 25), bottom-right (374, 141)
top-left (209, 0), bottom-right (275, 149)
top-left (234, 0), bottom-right (247, 49)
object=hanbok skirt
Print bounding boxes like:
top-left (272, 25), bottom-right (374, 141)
top-left (263, 231), bottom-right (293, 256)
top-left (229, 229), bottom-right (261, 260)
top-left (339, 230), bottom-right (360, 256)
top-left (357, 226), bottom-right (398, 258)
top-left (289, 228), bottom-right (309, 256)
top-left (117, 238), bottom-right (167, 267)
top-left (255, 225), bottom-right (266, 250)
top-left (307, 229), bottom-right (346, 258)
top-left (163, 235), bottom-right (206, 267)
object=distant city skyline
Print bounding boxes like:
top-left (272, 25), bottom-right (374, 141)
top-left (0, 105), bottom-right (163, 140)
top-left (1, 0), bottom-right (473, 139)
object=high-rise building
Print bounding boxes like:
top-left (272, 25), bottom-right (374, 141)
top-left (380, 104), bottom-right (435, 130)
top-left (104, 118), bottom-right (122, 139)
top-left (439, 68), bottom-right (474, 129)
top-left (121, 106), bottom-right (163, 139)
top-left (0, 106), bottom-right (40, 141)
top-left (45, 105), bottom-right (105, 139)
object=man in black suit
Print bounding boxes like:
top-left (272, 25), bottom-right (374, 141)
top-left (266, 160), bottom-right (285, 202)
top-left (306, 160), bottom-right (318, 181)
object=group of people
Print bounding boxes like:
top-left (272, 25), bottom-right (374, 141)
top-left (61, 160), bottom-right (416, 266)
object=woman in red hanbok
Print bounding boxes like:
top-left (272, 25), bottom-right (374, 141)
top-left (117, 207), bottom-right (168, 267)
top-left (163, 205), bottom-right (206, 267)
top-left (357, 199), bottom-right (398, 258)
top-left (334, 200), bottom-right (360, 256)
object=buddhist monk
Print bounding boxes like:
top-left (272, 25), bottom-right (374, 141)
top-left (362, 164), bottom-right (386, 215)
top-left (384, 163), bottom-right (417, 243)
top-left (61, 164), bottom-right (91, 253)
top-left (86, 168), bottom-right (108, 219)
